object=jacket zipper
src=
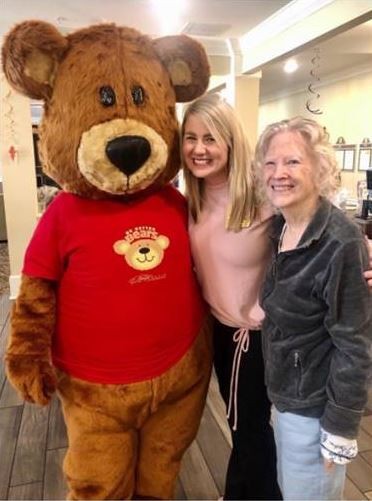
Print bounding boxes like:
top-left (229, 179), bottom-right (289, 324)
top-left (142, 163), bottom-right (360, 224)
top-left (294, 351), bottom-right (300, 367)
top-left (294, 351), bottom-right (301, 397)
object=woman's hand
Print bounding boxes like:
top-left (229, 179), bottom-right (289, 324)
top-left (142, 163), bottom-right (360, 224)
top-left (320, 428), bottom-right (358, 467)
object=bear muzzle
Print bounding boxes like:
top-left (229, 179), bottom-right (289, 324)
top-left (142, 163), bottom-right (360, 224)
top-left (106, 135), bottom-right (151, 176)
top-left (78, 118), bottom-right (169, 195)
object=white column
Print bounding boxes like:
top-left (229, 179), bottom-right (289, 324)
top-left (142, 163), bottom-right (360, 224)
top-left (234, 73), bottom-right (262, 150)
top-left (0, 73), bottom-right (38, 298)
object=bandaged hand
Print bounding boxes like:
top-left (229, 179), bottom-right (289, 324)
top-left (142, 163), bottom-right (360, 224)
top-left (320, 428), bottom-right (358, 466)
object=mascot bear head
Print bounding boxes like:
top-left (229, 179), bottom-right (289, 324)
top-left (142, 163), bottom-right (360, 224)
top-left (2, 21), bottom-right (210, 197)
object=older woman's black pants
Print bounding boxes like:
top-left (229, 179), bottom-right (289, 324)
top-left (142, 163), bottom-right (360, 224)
top-left (213, 318), bottom-right (282, 500)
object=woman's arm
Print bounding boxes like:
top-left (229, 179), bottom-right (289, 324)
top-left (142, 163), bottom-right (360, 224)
top-left (321, 239), bottom-right (372, 439)
top-left (364, 237), bottom-right (372, 288)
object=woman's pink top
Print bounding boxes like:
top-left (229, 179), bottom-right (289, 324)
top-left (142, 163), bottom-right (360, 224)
top-left (189, 178), bottom-right (273, 330)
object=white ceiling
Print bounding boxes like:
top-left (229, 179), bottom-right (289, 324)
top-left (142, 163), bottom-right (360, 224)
top-left (1, 0), bottom-right (372, 103)
top-left (0, 0), bottom-right (290, 39)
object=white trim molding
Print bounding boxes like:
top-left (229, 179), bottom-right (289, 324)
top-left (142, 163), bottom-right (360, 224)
top-left (240, 0), bottom-right (334, 51)
top-left (9, 274), bottom-right (20, 300)
top-left (239, 0), bottom-right (372, 74)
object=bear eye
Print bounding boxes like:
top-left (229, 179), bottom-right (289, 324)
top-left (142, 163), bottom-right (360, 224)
top-left (131, 86), bottom-right (145, 106)
top-left (99, 86), bottom-right (116, 107)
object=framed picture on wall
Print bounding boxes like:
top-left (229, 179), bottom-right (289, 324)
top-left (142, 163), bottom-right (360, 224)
top-left (358, 145), bottom-right (372, 171)
top-left (334, 144), bottom-right (356, 172)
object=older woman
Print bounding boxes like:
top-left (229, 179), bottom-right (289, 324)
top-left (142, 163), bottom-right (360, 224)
top-left (255, 116), bottom-right (372, 500)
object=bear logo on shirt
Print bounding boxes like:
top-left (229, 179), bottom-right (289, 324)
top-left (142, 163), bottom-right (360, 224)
top-left (114, 226), bottom-right (170, 270)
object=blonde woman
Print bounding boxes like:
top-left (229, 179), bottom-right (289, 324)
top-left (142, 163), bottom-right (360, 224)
top-left (256, 117), bottom-right (372, 500)
top-left (181, 93), bottom-right (281, 500)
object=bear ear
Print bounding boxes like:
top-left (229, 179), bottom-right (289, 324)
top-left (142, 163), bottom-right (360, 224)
top-left (153, 34), bottom-right (210, 103)
top-left (156, 235), bottom-right (170, 250)
top-left (1, 20), bottom-right (68, 101)
top-left (113, 240), bottom-right (131, 256)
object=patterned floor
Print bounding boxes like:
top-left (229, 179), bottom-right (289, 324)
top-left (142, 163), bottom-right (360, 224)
top-left (0, 243), bottom-right (10, 295)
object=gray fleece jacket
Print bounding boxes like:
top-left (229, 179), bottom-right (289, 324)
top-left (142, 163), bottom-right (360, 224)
top-left (261, 197), bottom-right (372, 438)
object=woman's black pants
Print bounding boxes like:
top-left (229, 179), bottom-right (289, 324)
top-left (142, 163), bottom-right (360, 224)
top-left (213, 317), bottom-right (282, 500)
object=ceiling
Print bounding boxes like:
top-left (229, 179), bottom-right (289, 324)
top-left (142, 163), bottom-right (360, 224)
top-left (259, 18), bottom-right (372, 102)
top-left (0, 0), bottom-right (290, 40)
top-left (1, 0), bottom-right (372, 104)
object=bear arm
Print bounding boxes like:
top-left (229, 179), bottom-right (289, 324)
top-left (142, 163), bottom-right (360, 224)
top-left (6, 275), bottom-right (57, 405)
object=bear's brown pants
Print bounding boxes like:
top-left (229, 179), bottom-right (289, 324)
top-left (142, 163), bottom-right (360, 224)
top-left (57, 325), bottom-right (212, 500)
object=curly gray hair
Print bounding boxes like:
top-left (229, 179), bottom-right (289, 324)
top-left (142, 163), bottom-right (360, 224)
top-left (255, 116), bottom-right (340, 198)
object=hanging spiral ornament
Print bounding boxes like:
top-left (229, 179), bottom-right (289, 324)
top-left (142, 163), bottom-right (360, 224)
top-left (2, 73), bottom-right (19, 162)
top-left (306, 47), bottom-right (323, 115)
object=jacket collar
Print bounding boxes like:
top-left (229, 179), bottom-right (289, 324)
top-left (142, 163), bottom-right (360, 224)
top-left (270, 197), bottom-right (333, 250)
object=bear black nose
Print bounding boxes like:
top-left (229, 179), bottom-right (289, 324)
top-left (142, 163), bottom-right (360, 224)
top-left (106, 136), bottom-right (151, 176)
top-left (139, 247), bottom-right (150, 254)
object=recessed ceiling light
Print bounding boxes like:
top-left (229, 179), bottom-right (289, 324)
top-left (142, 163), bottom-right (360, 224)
top-left (284, 59), bottom-right (299, 73)
top-left (150, 0), bottom-right (186, 35)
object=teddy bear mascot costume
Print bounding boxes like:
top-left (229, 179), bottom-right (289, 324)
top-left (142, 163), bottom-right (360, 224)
top-left (2, 20), bottom-right (212, 500)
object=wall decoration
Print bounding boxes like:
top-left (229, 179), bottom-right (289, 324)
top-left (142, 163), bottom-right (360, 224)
top-left (306, 47), bottom-right (323, 115)
top-left (2, 74), bottom-right (19, 163)
top-left (334, 137), bottom-right (356, 172)
top-left (358, 138), bottom-right (372, 171)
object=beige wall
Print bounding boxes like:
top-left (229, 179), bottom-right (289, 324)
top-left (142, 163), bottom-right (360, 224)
top-left (258, 70), bottom-right (372, 197)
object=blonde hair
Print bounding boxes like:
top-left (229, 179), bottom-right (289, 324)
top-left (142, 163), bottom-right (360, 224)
top-left (181, 93), bottom-right (260, 231)
top-left (255, 116), bottom-right (340, 198)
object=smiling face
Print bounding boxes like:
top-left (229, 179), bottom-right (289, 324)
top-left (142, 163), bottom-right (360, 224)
top-left (182, 113), bottom-right (229, 183)
top-left (263, 130), bottom-right (320, 215)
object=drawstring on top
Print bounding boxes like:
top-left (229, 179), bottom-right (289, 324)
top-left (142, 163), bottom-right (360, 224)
top-left (227, 328), bottom-right (250, 431)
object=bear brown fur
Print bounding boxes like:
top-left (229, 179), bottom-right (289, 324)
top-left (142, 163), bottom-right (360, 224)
top-left (2, 21), bottom-right (212, 500)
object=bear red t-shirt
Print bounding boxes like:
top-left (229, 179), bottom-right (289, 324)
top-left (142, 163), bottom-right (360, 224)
top-left (23, 185), bottom-right (206, 383)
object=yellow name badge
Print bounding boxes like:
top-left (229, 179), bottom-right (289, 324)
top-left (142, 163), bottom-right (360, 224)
top-left (225, 209), bottom-right (251, 229)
